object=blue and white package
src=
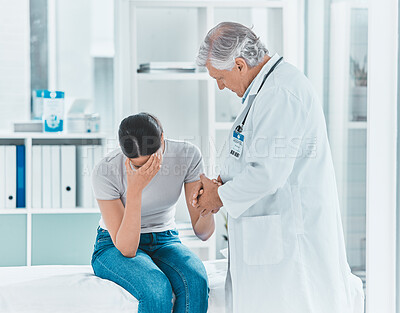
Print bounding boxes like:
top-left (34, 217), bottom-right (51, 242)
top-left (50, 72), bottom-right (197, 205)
top-left (43, 90), bottom-right (65, 132)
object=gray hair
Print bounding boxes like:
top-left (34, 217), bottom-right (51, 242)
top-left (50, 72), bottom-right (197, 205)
top-left (196, 22), bottom-right (269, 70)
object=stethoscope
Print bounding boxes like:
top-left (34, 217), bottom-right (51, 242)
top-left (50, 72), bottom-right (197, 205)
top-left (235, 56), bottom-right (284, 134)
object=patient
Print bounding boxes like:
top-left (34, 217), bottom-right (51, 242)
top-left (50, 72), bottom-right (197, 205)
top-left (91, 113), bottom-right (214, 313)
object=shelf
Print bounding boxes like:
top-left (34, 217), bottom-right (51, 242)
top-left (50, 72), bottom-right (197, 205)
top-left (130, 0), bottom-right (284, 8)
top-left (348, 121), bottom-right (367, 129)
top-left (215, 122), bottom-right (234, 130)
top-left (30, 208), bottom-right (100, 214)
top-left (90, 43), bottom-right (115, 58)
top-left (0, 132), bottom-right (108, 139)
top-left (0, 209), bottom-right (28, 214)
top-left (137, 72), bottom-right (210, 81)
top-left (0, 208), bottom-right (100, 214)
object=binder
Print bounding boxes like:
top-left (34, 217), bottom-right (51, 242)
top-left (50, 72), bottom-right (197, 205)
top-left (5, 145), bottom-right (16, 209)
top-left (92, 145), bottom-right (104, 167)
top-left (51, 145), bottom-right (61, 208)
top-left (16, 145), bottom-right (26, 208)
top-left (0, 146), bottom-right (5, 209)
top-left (61, 145), bottom-right (76, 208)
top-left (76, 145), bottom-right (93, 208)
top-left (92, 145), bottom-right (104, 207)
top-left (32, 145), bottom-right (42, 208)
top-left (42, 145), bottom-right (52, 208)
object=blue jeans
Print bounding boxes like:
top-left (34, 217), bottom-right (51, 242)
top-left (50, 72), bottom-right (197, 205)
top-left (91, 227), bottom-right (209, 313)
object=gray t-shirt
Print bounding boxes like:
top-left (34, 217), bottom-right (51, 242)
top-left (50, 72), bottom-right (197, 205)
top-left (92, 139), bottom-right (204, 233)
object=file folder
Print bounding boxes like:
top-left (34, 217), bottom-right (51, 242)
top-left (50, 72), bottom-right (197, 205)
top-left (77, 145), bottom-right (93, 208)
top-left (42, 145), bottom-right (52, 208)
top-left (61, 145), bottom-right (76, 208)
top-left (93, 145), bottom-right (104, 166)
top-left (32, 145), bottom-right (42, 208)
top-left (51, 145), bottom-right (61, 208)
top-left (16, 145), bottom-right (26, 208)
top-left (0, 146), bottom-right (5, 209)
top-left (5, 145), bottom-right (16, 209)
top-left (92, 145), bottom-right (104, 207)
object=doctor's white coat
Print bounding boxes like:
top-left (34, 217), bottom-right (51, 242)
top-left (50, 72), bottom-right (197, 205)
top-left (218, 54), bottom-right (364, 313)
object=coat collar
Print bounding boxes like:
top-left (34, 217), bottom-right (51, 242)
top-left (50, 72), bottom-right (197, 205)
top-left (241, 53), bottom-right (281, 104)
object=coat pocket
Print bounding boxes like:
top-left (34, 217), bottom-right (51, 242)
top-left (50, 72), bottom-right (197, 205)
top-left (242, 215), bottom-right (284, 265)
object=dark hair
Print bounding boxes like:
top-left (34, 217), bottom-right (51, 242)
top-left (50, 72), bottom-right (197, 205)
top-left (118, 113), bottom-right (163, 158)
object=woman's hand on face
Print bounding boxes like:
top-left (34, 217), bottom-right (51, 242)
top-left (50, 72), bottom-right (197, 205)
top-left (124, 151), bottom-right (162, 191)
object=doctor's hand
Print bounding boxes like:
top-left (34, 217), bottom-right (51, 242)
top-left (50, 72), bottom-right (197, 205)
top-left (195, 174), bottom-right (223, 217)
top-left (192, 175), bottom-right (222, 208)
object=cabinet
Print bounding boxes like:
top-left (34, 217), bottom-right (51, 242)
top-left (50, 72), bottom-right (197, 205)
top-left (0, 132), bottom-right (106, 266)
top-left (114, 0), bottom-right (304, 258)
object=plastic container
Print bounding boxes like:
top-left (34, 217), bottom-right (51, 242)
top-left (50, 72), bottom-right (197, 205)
top-left (88, 113), bottom-right (100, 133)
top-left (66, 114), bottom-right (88, 133)
top-left (66, 113), bottom-right (100, 133)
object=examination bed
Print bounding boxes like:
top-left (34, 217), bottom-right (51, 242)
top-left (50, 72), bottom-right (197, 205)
top-left (0, 259), bottom-right (227, 313)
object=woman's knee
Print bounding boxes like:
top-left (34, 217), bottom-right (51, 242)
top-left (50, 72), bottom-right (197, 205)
top-left (188, 267), bottom-right (209, 296)
top-left (93, 254), bottom-right (173, 312)
top-left (182, 264), bottom-right (209, 313)
top-left (143, 270), bottom-right (173, 307)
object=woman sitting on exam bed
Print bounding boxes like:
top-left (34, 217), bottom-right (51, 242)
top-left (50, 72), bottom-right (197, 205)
top-left (91, 113), bottom-right (214, 313)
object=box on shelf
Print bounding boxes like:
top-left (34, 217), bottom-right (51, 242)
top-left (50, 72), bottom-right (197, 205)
top-left (14, 121), bottom-right (43, 132)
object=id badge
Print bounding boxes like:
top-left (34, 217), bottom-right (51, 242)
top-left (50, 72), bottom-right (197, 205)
top-left (230, 131), bottom-right (244, 159)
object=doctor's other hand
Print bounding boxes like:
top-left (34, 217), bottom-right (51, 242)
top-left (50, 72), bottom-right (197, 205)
top-left (197, 174), bottom-right (223, 217)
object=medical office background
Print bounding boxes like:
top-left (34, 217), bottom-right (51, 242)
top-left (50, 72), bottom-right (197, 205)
top-left (0, 0), bottom-right (398, 312)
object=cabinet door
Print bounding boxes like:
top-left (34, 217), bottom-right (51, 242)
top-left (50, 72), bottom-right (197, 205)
top-left (31, 214), bottom-right (100, 265)
top-left (0, 215), bottom-right (27, 266)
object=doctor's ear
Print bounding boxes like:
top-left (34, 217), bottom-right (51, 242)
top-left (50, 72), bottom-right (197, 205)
top-left (235, 58), bottom-right (248, 73)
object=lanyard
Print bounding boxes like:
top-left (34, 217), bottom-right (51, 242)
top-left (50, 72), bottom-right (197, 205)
top-left (235, 56), bottom-right (284, 133)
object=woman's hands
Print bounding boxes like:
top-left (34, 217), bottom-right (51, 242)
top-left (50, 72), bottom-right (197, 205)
top-left (124, 151), bottom-right (162, 192)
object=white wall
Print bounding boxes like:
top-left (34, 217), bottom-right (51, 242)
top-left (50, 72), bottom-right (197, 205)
top-left (90, 0), bottom-right (114, 58)
top-left (56, 0), bottom-right (92, 100)
top-left (0, 0), bottom-right (31, 130)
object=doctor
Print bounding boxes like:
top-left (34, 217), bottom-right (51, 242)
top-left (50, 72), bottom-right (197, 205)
top-left (193, 22), bottom-right (364, 313)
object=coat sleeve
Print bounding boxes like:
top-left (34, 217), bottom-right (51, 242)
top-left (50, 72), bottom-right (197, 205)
top-left (218, 87), bottom-right (311, 219)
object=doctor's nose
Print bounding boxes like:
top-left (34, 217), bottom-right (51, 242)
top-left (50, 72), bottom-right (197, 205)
top-left (217, 80), bottom-right (225, 90)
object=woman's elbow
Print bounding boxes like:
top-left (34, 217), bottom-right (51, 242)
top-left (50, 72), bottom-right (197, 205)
top-left (196, 229), bottom-right (214, 241)
top-left (118, 247), bottom-right (137, 258)
top-left (123, 252), bottom-right (136, 258)
top-left (199, 234), bottom-right (211, 241)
